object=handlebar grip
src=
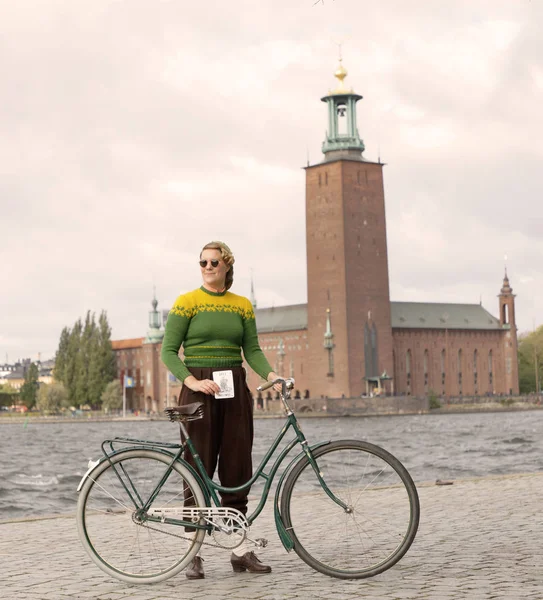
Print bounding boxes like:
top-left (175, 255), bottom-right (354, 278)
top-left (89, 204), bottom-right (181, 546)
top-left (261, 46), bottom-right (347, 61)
top-left (257, 380), bottom-right (276, 392)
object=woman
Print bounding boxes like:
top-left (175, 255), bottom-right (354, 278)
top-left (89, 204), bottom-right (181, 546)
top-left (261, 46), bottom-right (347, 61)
top-left (161, 241), bottom-right (279, 580)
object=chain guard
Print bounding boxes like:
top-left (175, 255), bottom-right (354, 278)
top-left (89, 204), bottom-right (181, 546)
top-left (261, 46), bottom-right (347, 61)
top-left (146, 506), bottom-right (248, 549)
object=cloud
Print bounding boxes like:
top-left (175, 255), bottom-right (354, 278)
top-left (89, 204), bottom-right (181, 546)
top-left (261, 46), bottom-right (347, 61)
top-left (1, 0), bottom-right (543, 361)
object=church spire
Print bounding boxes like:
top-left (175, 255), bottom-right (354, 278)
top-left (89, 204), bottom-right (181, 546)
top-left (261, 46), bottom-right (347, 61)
top-left (500, 268), bottom-right (513, 295)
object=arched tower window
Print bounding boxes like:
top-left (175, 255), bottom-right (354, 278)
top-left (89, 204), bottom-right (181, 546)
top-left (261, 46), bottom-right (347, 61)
top-left (501, 303), bottom-right (509, 324)
top-left (337, 103), bottom-right (348, 135)
top-left (371, 323), bottom-right (378, 377)
top-left (364, 323), bottom-right (372, 377)
top-left (364, 322), bottom-right (379, 378)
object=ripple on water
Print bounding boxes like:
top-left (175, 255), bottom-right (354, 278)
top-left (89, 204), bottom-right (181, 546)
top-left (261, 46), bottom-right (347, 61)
top-left (2, 410), bottom-right (543, 518)
top-left (10, 474), bottom-right (60, 487)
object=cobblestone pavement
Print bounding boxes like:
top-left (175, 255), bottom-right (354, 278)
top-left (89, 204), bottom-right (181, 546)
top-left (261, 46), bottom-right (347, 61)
top-left (1, 473), bottom-right (542, 600)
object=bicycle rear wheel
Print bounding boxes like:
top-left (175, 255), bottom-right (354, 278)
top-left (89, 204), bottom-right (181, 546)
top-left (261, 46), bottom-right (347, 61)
top-left (281, 440), bottom-right (419, 579)
top-left (77, 449), bottom-right (206, 584)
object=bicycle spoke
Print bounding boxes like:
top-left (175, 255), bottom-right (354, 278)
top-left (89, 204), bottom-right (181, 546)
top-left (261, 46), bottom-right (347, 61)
top-left (282, 441), bottom-right (418, 579)
top-left (78, 451), bottom-right (206, 581)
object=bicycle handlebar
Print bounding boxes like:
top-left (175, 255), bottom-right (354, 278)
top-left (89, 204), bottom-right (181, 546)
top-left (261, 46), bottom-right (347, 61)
top-left (257, 377), bottom-right (294, 392)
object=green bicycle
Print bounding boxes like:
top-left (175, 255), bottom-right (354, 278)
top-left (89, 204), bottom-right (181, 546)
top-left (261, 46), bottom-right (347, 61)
top-left (76, 377), bottom-right (420, 583)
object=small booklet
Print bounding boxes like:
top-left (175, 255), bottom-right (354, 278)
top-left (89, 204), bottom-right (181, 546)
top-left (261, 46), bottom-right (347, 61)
top-left (212, 370), bottom-right (235, 399)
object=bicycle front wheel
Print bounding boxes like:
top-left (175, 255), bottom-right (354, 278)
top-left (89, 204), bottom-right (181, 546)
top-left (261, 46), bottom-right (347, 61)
top-left (77, 449), bottom-right (207, 584)
top-left (281, 440), bottom-right (419, 579)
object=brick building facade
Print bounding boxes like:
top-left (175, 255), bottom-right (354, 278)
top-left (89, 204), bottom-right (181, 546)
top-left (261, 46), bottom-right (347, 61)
top-left (112, 63), bottom-right (519, 412)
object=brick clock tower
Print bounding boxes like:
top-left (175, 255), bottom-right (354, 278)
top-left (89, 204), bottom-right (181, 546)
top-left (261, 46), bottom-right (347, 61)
top-left (305, 61), bottom-right (393, 399)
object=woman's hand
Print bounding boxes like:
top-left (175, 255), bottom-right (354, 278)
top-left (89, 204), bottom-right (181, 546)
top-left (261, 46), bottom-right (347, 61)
top-left (267, 371), bottom-right (283, 393)
top-left (183, 375), bottom-right (220, 395)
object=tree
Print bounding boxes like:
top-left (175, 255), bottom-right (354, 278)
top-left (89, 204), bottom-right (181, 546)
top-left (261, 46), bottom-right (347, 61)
top-left (518, 326), bottom-right (543, 394)
top-left (0, 383), bottom-right (18, 407)
top-left (54, 311), bottom-right (117, 409)
top-left (54, 327), bottom-right (70, 384)
top-left (19, 363), bottom-right (39, 409)
top-left (98, 311), bottom-right (117, 382)
top-left (76, 311), bottom-right (95, 405)
top-left (101, 380), bottom-right (122, 412)
top-left (65, 319), bottom-right (82, 405)
top-left (36, 382), bottom-right (69, 414)
top-left (88, 311), bottom-right (116, 408)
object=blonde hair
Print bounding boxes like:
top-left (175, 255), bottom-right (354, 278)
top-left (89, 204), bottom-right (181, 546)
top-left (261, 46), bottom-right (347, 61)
top-left (200, 241), bottom-right (235, 290)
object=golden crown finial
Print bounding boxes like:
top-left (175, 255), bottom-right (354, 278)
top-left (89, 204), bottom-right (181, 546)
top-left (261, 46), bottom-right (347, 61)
top-left (332, 58), bottom-right (351, 94)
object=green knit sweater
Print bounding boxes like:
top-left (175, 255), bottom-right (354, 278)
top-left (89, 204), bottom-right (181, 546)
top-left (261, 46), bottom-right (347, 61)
top-left (161, 286), bottom-right (273, 383)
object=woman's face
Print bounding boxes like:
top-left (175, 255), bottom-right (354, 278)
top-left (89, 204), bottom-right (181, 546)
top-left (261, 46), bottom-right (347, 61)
top-left (200, 248), bottom-right (229, 291)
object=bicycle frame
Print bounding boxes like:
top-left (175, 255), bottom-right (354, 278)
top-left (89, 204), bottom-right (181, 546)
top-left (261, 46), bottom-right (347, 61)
top-left (181, 410), bottom-right (339, 527)
top-left (87, 381), bottom-right (350, 543)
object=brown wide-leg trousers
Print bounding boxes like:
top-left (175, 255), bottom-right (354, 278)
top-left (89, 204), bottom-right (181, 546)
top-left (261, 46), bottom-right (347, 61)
top-left (179, 366), bottom-right (254, 515)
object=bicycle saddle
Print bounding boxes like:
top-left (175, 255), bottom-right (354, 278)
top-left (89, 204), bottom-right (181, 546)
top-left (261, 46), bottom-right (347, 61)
top-left (164, 403), bottom-right (204, 422)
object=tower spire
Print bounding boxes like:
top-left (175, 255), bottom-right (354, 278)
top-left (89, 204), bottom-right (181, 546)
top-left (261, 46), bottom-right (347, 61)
top-left (321, 56), bottom-right (365, 160)
top-left (250, 270), bottom-right (257, 309)
top-left (144, 289), bottom-right (164, 344)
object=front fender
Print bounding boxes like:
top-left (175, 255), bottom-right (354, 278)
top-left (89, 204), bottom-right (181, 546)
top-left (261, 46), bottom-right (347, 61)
top-left (273, 441), bottom-right (331, 552)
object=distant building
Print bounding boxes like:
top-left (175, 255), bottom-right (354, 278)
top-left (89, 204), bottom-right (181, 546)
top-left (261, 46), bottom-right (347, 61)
top-left (111, 63), bottom-right (519, 413)
top-left (0, 358), bottom-right (55, 390)
top-left (111, 293), bottom-right (175, 413)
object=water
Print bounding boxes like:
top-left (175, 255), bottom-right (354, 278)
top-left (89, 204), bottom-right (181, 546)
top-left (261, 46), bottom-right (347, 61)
top-left (1, 410), bottom-right (543, 520)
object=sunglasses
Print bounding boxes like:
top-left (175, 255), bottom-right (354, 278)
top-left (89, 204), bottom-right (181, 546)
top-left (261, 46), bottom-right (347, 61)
top-left (199, 259), bottom-right (220, 268)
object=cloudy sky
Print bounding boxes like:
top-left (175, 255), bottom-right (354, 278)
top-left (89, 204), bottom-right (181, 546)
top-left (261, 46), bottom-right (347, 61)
top-left (2, 0), bottom-right (542, 362)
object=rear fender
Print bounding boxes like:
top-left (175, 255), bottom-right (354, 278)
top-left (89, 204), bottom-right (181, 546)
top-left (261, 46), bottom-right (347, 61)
top-left (76, 447), bottom-right (211, 507)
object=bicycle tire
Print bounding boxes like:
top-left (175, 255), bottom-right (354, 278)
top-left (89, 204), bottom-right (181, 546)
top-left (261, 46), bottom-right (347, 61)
top-left (281, 440), bottom-right (419, 579)
top-left (77, 449), bottom-right (207, 584)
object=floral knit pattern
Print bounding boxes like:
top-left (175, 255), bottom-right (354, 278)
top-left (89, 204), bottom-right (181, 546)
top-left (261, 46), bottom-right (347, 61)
top-left (170, 302), bottom-right (255, 321)
top-left (161, 287), bottom-right (271, 383)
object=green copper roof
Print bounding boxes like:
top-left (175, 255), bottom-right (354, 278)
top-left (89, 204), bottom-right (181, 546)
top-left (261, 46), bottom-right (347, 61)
top-left (390, 302), bottom-right (503, 330)
top-left (252, 302), bottom-right (503, 333)
top-left (254, 304), bottom-right (308, 333)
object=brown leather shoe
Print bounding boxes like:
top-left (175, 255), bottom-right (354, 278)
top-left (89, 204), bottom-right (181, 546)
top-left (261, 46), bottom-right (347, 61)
top-left (230, 551), bottom-right (271, 573)
top-left (185, 556), bottom-right (204, 579)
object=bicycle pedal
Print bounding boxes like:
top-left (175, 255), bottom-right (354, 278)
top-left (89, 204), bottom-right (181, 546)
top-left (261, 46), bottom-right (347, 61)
top-left (254, 538), bottom-right (268, 548)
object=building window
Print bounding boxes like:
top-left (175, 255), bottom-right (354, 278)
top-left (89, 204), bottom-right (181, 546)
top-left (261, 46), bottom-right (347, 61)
top-left (474, 350), bottom-right (478, 390)
top-left (441, 349), bottom-right (446, 386)
top-left (458, 349), bottom-right (463, 389)
top-left (423, 349), bottom-right (429, 390)
top-left (406, 349), bottom-right (412, 394)
top-left (488, 350), bottom-right (493, 388)
top-left (364, 322), bottom-right (378, 378)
